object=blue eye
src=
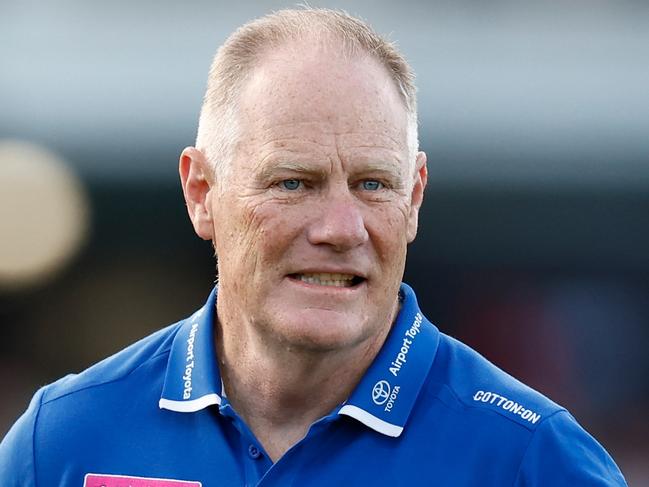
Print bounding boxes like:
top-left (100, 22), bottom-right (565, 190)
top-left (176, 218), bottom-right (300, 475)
top-left (280, 179), bottom-right (302, 190)
top-left (361, 180), bottom-right (383, 191)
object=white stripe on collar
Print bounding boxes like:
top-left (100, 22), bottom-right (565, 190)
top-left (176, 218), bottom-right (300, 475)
top-left (338, 404), bottom-right (403, 437)
top-left (159, 393), bottom-right (221, 413)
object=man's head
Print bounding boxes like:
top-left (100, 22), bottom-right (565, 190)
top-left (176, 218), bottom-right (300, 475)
top-left (180, 8), bottom-right (427, 353)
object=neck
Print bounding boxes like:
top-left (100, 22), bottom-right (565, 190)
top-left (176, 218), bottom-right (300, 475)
top-left (214, 300), bottom-right (396, 461)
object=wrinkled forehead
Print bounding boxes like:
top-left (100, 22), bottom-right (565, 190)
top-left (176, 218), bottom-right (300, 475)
top-left (236, 45), bottom-right (410, 151)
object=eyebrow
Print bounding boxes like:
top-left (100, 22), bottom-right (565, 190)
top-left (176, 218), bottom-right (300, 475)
top-left (257, 160), bottom-right (328, 181)
top-left (354, 160), bottom-right (405, 178)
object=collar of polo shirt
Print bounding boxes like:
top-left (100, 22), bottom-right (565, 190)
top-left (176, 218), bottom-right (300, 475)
top-left (159, 283), bottom-right (440, 438)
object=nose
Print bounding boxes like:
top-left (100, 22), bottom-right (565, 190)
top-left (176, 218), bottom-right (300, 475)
top-left (307, 187), bottom-right (369, 251)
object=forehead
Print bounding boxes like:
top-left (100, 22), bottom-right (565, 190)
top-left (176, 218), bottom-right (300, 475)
top-left (236, 45), bottom-right (409, 154)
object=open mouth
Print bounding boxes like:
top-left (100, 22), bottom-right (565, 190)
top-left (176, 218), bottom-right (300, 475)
top-left (288, 272), bottom-right (365, 288)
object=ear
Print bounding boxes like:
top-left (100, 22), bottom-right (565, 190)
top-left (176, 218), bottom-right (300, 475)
top-left (406, 151), bottom-right (428, 243)
top-left (179, 146), bottom-right (215, 241)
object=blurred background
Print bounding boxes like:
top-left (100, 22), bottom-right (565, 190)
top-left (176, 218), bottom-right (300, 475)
top-left (1, 0), bottom-right (647, 482)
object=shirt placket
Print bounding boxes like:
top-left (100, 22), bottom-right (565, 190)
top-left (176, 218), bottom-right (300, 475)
top-left (218, 400), bottom-right (273, 486)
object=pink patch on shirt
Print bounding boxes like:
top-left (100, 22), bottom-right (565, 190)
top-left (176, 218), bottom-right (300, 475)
top-left (84, 473), bottom-right (201, 487)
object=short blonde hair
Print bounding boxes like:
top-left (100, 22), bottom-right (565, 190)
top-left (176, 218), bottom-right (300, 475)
top-left (196, 7), bottom-right (419, 180)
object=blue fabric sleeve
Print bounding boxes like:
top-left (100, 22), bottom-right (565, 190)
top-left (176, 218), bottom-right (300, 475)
top-left (514, 410), bottom-right (627, 486)
top-left (0, 388), bottom-right (43, 486)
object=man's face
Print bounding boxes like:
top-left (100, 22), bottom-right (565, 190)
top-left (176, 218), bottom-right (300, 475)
top-left (205, 46), bottom-right (426, 352)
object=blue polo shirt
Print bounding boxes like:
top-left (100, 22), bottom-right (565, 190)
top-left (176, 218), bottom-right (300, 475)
top-left (0, 284), bottom-right (626, 486)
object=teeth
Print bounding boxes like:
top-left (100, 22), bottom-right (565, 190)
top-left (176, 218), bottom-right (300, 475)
top-left (296, 273), bottom-right (356, 288)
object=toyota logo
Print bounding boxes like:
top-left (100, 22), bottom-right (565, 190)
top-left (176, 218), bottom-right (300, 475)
top-left (372, 380), bottom-right (391, 405)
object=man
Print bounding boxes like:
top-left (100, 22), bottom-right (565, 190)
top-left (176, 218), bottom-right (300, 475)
top-left (0, 8), bottom-right (627, 486)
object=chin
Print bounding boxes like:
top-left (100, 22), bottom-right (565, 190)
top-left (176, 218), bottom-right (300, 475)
top-left (271, 309), bottom-right (372, 353)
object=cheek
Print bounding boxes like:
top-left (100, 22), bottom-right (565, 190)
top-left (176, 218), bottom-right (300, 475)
top-left (212, 197), bottom-right (263, 267)
top-left (369, 204), bottom-right (410, 251)
top-left (214, 200), bottom-right (270, 303)
top-left (365, 207), bottom-right (410, 285)
top-left (233, 201), bottom-right (304, 272)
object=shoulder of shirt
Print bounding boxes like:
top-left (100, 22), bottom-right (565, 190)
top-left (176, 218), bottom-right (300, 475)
top-left (422, 329), bottom-right (567, 431)
top-left (38, 320), bottom-right (184, 406)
